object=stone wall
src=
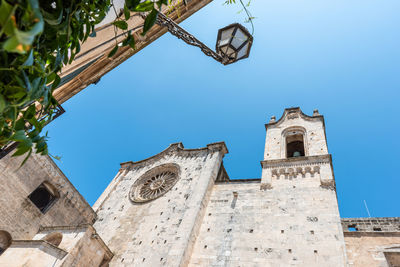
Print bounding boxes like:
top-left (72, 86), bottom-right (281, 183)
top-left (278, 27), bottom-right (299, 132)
top-left (0, 153), bottom-right (96, 240)
top-left (0, 225), bottom-right (112, 267)
top-left (93, 142), bottom-right (228, 266)
top-left (188, 180), bottom-right (347, 267)
top-left (342, 217), bottom-right (400, 232)
top-left (343, 217), bottom-right (400, 267)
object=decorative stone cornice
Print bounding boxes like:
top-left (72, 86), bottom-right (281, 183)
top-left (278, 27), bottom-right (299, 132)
top-left (265, 107), bottom-right (324, 129)
top-left (119, 142), bottom-right (228, 171)
top-left (261, 154), bottom-right (331, 169)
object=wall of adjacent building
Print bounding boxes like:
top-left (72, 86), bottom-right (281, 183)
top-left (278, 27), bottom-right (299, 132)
top-left (342, 218), bottom-right (400, 267)
top-left (0, 153), bottom-right (96, 240)
top-left (0, 225), bottom-right (112, 267)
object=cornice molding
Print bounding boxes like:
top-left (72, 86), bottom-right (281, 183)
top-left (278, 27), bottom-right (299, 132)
top-left (265, 107), bottom-right (324, 130)
top-left (120, 142), bottom-right (228, 171)
top-left (261, 154), bottom-right (331, 169)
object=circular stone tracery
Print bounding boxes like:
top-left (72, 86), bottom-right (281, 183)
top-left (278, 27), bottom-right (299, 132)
top-left (130, 164), bottom-right (180, 203)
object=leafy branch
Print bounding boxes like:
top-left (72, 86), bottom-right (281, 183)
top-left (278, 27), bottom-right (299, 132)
top-left (224, 0), bottom-right (255, 35)
top-left (0, 0), bottom-right (170, 164)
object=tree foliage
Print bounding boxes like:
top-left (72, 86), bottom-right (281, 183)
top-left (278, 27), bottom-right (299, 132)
top-left (0, 0), bottom-right (165, 163)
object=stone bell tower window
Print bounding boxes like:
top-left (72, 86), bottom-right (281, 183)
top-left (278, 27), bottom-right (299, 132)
top-left (28, 182), bottom-right (58, 213)
top-left (286, 134), bottom-right (305, 158)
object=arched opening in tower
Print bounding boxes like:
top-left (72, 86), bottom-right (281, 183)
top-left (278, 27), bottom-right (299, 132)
top-left (286, 134), bottom-right (305, 158)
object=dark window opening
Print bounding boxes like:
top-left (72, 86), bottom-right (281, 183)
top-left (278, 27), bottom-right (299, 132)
top-left (286, 134), bottom-right (305, 158)
top-left (28, 183), bottom-right (57, 213)
top-left (373, 227), bottom-right (382, 231)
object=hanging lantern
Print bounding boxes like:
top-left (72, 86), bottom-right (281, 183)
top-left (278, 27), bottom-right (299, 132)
top-left (216, 23), bottom-right (253, 65)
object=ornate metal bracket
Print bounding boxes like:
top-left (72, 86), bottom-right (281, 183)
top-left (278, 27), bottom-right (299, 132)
top-left (155, 13), bottom-right (225, 63)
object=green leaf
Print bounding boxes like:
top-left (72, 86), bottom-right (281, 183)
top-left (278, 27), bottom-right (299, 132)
top-left (3, 36), bottom-right (24, 54)
top-left (13, 144), bottom-right (32, 156)
top-left (108, 45), bottom-right (118, 57)
top-left (132, 1), bottom-right (154, 12)
top-left (124, 4), bottom-right (130, 20)
top-left (0, 0), bottom-right (15, 36)
top-left (41, 2), bottom-right (63, 26)
top-left (112, 20), bottom-right (128, 30)
top-left (142, 9), bottom-right (158, 36)
top-left (22, 50), bottom-right (34, 66)
top-left (23, 105), bottom-right (36, 120)
top-left (12, 130), bottom-right (28, 142)
top-left (122, 31), bottom-right (135, 49)
top-left (0, 94), bottom-right (6, 113)
top-left (17, 148), bottom-right (32, 168)
top-left (14, 19), bottom-right (44, 46)
top-left (126, 0), bottom-right (141, 10)
top-left (51, 74), bottom-right (61, 90)
top-left (15, 118), bottom-right (25, 131)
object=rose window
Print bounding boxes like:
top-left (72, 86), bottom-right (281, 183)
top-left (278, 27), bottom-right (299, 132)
top-left (130, 164), bottom-right (180, 203)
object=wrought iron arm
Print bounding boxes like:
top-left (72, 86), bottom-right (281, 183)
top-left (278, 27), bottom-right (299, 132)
top-left (155, 13), bottom-right (224, 63)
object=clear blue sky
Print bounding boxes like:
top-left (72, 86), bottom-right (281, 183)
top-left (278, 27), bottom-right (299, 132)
top-left (46, 0), bottom-right (399, 218)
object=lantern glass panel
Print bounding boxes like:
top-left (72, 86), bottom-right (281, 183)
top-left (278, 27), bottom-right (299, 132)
top-left (237, 42), bottom-right (249, 59)
top-left (231, 28), bottom-right (247, 49)
top-left (219, 27), bottom-right (235, 47)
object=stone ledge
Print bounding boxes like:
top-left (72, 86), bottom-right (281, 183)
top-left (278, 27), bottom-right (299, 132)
top-left (261, 154), bottom-right (331, 169)
top-left (11, 240), bottom-right (68, 259)
top-left (342, 217), bottom-right (400, 232)
top-left (120, 142), bottom-right (228, 170)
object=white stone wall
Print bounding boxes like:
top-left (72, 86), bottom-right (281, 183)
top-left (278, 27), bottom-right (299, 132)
top-left (264, 108), bottom-right (328, 160)
top-left (0, 225), bottom-right (112, 267)
top-left (188, 181), bottom-right (347, 267)
top-left (93, 143), bottom-right (227, 267)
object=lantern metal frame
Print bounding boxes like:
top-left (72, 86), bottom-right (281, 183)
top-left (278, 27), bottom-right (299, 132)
top-left (215, 23), bottom-right (253, 65)
top-left (155, 12), bottom-right (253, 65)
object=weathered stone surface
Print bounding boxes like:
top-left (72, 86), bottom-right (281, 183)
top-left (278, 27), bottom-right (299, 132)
top-left (1, 107), bottom-right (399, 267)
top-left (0, 225), bottom-right (112, 267)
top-left (0, 153), bottom-right (96, 240)
top-left (93, 142), bottom-right (228, 266)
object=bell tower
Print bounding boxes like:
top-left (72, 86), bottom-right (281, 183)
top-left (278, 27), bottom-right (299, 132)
top-left (260, 107), bottom-right (347, 266)
top-left (261, 107), bottom-right (333, 189)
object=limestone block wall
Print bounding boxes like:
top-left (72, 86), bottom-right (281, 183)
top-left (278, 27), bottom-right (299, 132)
top-left (342, 218), bottom-right (400, 267)
top-left (0, 240), bottom-right (67, 267)
top-left (0, 153), bottom-right (96, 240)
top-left (188, 181), bottom-right (347, 267)
top-left (93, 143), bottom-right (227, 267)
top-left (344, 233), bottom-right (400, 267)
top-left (0, 225), bottom-right (112, 267)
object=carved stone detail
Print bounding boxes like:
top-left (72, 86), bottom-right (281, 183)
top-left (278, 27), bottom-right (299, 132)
top-left (129, 164), bottom-right (180, 203)
top-left (271, 165), bottom-right (320, 179)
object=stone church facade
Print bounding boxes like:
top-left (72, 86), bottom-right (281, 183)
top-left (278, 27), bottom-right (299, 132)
top-left (0, 107), bottom-right (399, 266)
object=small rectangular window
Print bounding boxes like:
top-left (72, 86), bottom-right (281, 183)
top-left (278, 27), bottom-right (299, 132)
top-left (348, 225), bottom-right (358, 232)
top-left (28, 183), bottom-right (57, 213)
